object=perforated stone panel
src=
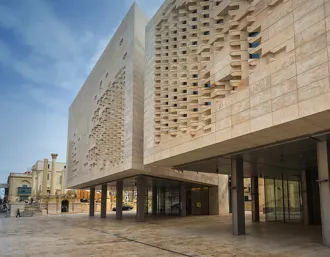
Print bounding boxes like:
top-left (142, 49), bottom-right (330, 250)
top-left (153, 0), bottom-right (252, 145)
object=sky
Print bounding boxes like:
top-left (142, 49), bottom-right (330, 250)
top-left (0, 0), bottom-right (164, 184)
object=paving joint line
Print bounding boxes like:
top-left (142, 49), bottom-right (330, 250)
top-left (48, 217), bottom-right (194, 257)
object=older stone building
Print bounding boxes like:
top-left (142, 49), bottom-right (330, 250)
top-left (145, 0), bottom-right (330, 247)
top-left (6, 172), bottom-right (32, 203)
top-left (67, 3), bottom-right (228, 222)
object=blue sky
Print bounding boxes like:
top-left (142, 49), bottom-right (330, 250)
top-left (0, 0), bottom-right (163, 183)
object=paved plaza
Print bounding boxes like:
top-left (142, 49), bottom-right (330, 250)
top-left (0, 213), bottom-right (329, 257)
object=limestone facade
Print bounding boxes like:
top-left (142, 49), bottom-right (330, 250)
top-left (67, 4), bottom-right (149, 188)
top-left (67, 3), bottom-right (224, 192)
top-left (6, 173), bottom-right (32, 203)
top-left (32, 159), bottom-right (66, 197)
top-left (144, 0), bottom-right (330, 167)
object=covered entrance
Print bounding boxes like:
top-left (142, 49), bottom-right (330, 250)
top-left (175, 134), bottom-right (330, 246)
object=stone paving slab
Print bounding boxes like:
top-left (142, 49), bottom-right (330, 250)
top-left (0, 213), bottom-right (329, 257)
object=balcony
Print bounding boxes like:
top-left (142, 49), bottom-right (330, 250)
top-left (17, 187), bottom-right (32, 196)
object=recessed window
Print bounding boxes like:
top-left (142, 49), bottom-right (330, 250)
top-left (192, 17), bottom-right (197, 21)
top-left (192, 41), bottom-right (197, 45)
top-left (182, 28), bottom-right (187, 32)
top-left (193, 91), bottom-right (198, 95)
top-left (193, 108), bottom-right (198, 112)
top-left (64, 165), bottom-right (66, 169)
top-left (182, 35), bottom-right (187, 39)
top-left (204, 83), bottom-right (211, 88)
top-left (183, 114), bottom-right (187, 117)
top-left (119, 38), bottom-right (123, 46)
top-left (203, 6), bottom-right (209, 10)
top-left (182, 21), bottom-right (187, 24)
top-left (217, 19), bottom-right (224, 24)
top-left (203, 14), bottom-right (209, 18)
top-left (205, 102), bottom-right (211, 106)
top-left (123, 52), bottom-right (127, 60)
top-left (183, 90), bottom-right (187, 93)
top-left (48, 164), bottom-right (50, 169)
top-left (192, 10), bottom-right (197, 14)
top-left (193, 82), bottom-right (198, 86)
top-left (192, 25), bottom-right (197, 29)
top-left (183, 82), bottom-right (187, 85)
top-left (193, 74), bottom-right (198, 78)
top-left (174, 104), bottom-right (177, 107)
top-left (204, 31), bottom-right (210, 35)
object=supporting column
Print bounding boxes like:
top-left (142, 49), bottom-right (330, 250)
top-left (136, 176), bottom-right (146, 222)
top-left (251, 176), bottom-right (260, 222)
top-left (50, 153), bottom-right (58, 195)
top-left (101, 184), bottom-right (107, 218)
top-left (152, 185), bottom-right (157, 215)
top-left (180, 184), bottom-right (187, 216)
top-left (301, 170), bottom-right (310, 225)
top-left (218, 175), bottom-right (229, 215)
top-left (317, 140), bottom-right (330, 247)
top-left (231, 156), bottom-right (245, 235)
top-left (31, 168), bottom-right (37, 198)
top-left (61, 169), bottom-right (66, 194)
top-left (116, 180), bottom-right (123, 220)
top-left (89, 187), bottom-right (95, 217)
top-left (42, 159), bottom-right (48, 196)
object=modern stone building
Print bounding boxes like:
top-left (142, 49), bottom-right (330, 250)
top-left (145, 0), bottom-right (330, 247)
top-left (67, 3), bottom-right (227, 222)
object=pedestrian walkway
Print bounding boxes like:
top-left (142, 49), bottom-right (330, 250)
top-left (0, 213), bottom-right (329, 256)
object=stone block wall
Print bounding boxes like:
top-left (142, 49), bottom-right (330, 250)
top-left (144, 0), bottom-right (330, 166)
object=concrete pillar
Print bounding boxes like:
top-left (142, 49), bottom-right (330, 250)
top-left (136, 176), bottom-right (146, 222)
top-left (36, 170), bottom-right (42, 196)
top-left (180, 184), bottom-right (187, 216)
top-left (218, 174), bottom-right (229, 215)
top-left (31, 168), bottom-right (37, 198)
top-left (116, 180), bottom-right (123, 220)
top-left (231, 156), bottom-right (245, 235)
top-left (101, 184), bottom-right (107, 218)
top-left (301, 170), bottom-right (310, 225)
top-left (152, 185), bottom-right (157, 215)
top-left (42, 159), bottom-right (48, 196)
top-left (317, 140), bottom-right (330, 247)
top-left (251, 176), bottom-right (260, 222)
top-left (89, 187), bottom-right (95, 217)
top-left (50, 153), bottom-right (58, 195)
top-left (61, 169), bottom-right (66, 194)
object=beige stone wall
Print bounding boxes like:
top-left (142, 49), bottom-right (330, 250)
top-left (8, 174), bottom-right (32, 203)
top-left (67, 4), bottom-right (149, 188)
top-left (144, 0), bottom-right (330, 167)
top-left (32, 161), bottom-right (66, 195)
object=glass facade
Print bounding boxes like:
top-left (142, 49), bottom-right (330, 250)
top-left (264, 175), bottom-right (301, 222)
top-left (146, 186), bottom-right (209, 216)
